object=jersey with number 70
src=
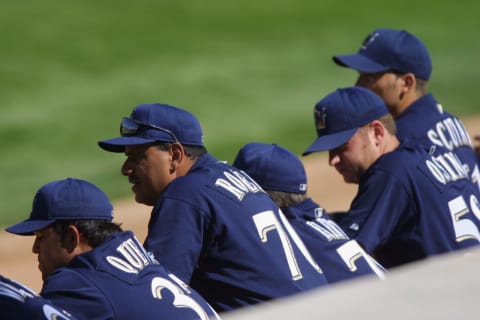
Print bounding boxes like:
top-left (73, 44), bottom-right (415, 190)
top-left (144, 153), bottom-right (329, 312)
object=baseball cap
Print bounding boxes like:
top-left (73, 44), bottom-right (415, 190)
top-left (333, 28), bottom-right (432, 80)
top-left (98, 103), bottom-right (204, 153)
top-left (303, 86), bottom-right (388, 155)
top-left (6, 178), bottom-right (114, 235)
top-left (233, 142), bottom-right (307, 194)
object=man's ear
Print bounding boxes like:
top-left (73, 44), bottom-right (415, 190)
top-left (370, 120), bottom-right (386, 146)
top-left (400, 73), bottom-right (416, 93)
top-left (169, 143), bottom-right (185, 173)
top-left (170, 143), bottom-right (184, 160)
top-left (61, 225), bottom-right (81, 253)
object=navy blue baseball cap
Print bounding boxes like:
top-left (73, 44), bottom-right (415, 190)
top-left (6, 178), bottom-right (114, 235)
top-left (98, 103), bottom-right (204, 153)
top-left (303, 86), bottom-right (388, 155)
top-left (233, 142), bottom-right (307, 194)
top-left (333, 28), bottom-right (432, 80)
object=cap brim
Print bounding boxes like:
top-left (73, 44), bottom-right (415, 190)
top-left (302, 128), bottom-right (358, 156)
top-left (98, 136), bottom-right (157, 153)
top-left (333, 54), bottom-right (389, 73)
top-left (5, 220), bottom-right (55, 236)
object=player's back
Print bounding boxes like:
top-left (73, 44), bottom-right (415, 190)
top-left (41, 231), bottom-right (220, 320)
top-left (367, 142), bottom-right (480, 266)
top-left (284, 199), bottom-right (386, 283)
top-left (147, 154), bottom-right (329, 312)
top-left (396, 94), bottom-right (480, 191)
top-left (414, 145), bottom-right (480, 252)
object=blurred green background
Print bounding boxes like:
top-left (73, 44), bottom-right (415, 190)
top-left (1, 0), bottom-right (478, 226)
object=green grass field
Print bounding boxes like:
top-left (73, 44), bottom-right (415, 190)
top-left (0, 0), bottom-right (479, 226)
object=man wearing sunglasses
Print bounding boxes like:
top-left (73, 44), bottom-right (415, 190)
top-left (332, 28), bottom-right (480, 192)
top-left (98, 103), bottom-right (328, 313)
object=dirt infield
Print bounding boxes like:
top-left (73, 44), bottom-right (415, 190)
top-left (1, 115), bottom-right (479, 293)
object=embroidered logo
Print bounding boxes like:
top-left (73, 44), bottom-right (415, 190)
top-left (349, 222), bottom-right (359, 231)
top-left (299, 183), bottom-right (307, 192)
top-left (361, 31), bottom-right (380, 51)
top-left (315, 106), bottom-right (327, 130)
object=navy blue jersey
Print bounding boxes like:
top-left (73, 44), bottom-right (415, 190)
top-left (284, 198), bottom-right (386, 283)
top-left (396, 94), bottom-right (480, 192)
top-left (144, 154), bottom-right (328, 312)
top-left (0, 275), bottom-right (76, 319)
top-left (337, 140), bottom-right (480, 268)
top-left (41, 231), bottom-right (220, 320)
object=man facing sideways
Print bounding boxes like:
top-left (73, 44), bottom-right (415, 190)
top-left (98, 103), bottom-right (328, 312)
top-left (332, 28), bottom-right (480, 192)
top-left (6, 178), bottom-right (220, 320)
top-left (303, 86), bottom-right (480, 268)
top-left (233, 142), bottom-right (386, 283)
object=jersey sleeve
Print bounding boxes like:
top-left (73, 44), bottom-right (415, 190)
top-left (41, 269), bottom-right (113, 320)
top-left (144, 197), bottom-right (209, 283)
top-left (340, 169), bottom-right (416, 253)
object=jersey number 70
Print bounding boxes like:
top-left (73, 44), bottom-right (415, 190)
top-left (253, 210), bottom-right (323, 280)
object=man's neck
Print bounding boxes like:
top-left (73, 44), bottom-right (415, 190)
top-left (394, 91), bottom-right (425, 118)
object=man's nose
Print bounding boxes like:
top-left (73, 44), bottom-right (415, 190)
top-left (329, 151), bottom-right (340, 166)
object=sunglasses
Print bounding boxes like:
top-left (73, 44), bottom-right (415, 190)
top-left (120, 117), bottom-right (179, 142)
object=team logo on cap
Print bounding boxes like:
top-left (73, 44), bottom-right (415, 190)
top-left (361, 31), bottom-right (380, 51)
top-left (314, 107), bottom-right (327, 130)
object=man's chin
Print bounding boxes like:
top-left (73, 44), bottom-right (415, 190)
top-left (341, 174), bottom-right (358, 184)
top-left (134, 194), bottom-right (156, 206)
top-left (40, 269), bottom-right (48, 282)
top-left (336, 170), bottom-right (350, 183)
top-left (132, 185), bottom-right (144, 201)
top-left (134, 193), bottom-right (145, 204)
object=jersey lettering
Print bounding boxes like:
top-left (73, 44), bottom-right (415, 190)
top-left (471, 194), bottom-right (480, 220)
top-left (306, 218), bottom-right (349, 241)
top-left (448, 194), bottom-right (480, 242)
top-left (116, 238), bottom-right (149, 269)
top-left (336, 240), bottom-right (386, 279)
top-left (42, 305), bottom-right (72, 320)
top-left (106, 237), bottom-right (155, 274)
top-left (253, 210), bottom-right (322, 280)
top-left (427, 117), bottom-right (472, 151)
top-left (151, 275), bottom-right (220, 320)
top-left (426, 151), bottom-right (469, 185)
top-left (0, 285), bottom-right (31, 301)
top-left (471, 164), bottom-right (480, 191)
top-left (215, 170), bottom-right (263, 201)
top-left (277, 210), bottom-right (323, 274)
top-left (1, 278), bottom-right (74, 319)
